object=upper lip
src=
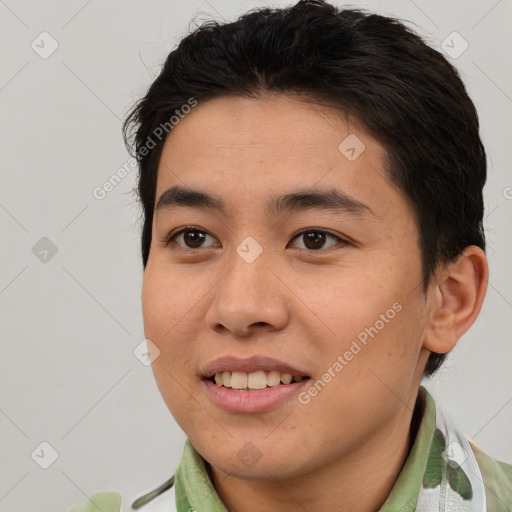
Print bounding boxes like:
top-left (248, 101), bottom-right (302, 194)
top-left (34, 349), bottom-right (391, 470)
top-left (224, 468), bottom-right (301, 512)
top-left (201, 355), bottom-right (310, 378)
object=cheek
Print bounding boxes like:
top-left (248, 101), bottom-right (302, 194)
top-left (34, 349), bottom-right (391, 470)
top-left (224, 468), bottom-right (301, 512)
top-left (305, 267), bottom-right (398, 336)
top-left (151, 357), bottom-right (210, 439)
top-left (142, 263), bottom-right (192, 340)
top-left (142, 270), bottom-right (185, 377)
top-left (143, 268), bottom-right (201, 426)
top-left (309, 265), bottom-right (424, 375)
top-left (141, 263), bottom-right (162, 328)
top-left (142, 263), bottom-right (210, 376)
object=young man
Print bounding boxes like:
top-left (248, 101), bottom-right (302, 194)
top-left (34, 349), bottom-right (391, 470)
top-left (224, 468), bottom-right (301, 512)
top-left (70, 1), bottom-right (511, 511)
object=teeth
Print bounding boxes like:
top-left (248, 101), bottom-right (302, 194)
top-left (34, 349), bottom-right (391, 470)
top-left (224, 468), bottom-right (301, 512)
top-left (230, 371), bottom-right (247, 389)
top-left (281, 373), bottom-right (292, 385)
top-left (248, 371), bottom-right (267, 389)
top-left (222, 371), bottom-right (231, 387)
top-left (267, 370), bottom-right (281, 387)
top-left (211, 371), bottom-right (306, 390)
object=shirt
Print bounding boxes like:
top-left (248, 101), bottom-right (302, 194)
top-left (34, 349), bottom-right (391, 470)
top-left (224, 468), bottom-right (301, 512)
top-left (69, 386), bottom-right (512, 512)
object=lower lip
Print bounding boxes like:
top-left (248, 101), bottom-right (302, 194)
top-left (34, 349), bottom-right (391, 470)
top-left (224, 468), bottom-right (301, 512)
top-left (202, 378), bottom-right (309, 413)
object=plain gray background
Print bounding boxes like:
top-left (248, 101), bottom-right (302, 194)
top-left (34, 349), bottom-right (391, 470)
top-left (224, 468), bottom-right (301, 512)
top-left (1, 1), bottom-right (511, 511)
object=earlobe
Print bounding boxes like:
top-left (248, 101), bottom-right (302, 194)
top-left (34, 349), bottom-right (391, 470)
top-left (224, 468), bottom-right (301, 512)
top-left (423, 246), bottom-right (488, 355)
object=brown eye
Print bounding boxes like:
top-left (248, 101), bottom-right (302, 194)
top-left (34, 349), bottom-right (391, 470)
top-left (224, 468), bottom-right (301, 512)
top-left (167, 228), bottom-right (218, 249)
top-left (290, 229), bottom-right (347, 251)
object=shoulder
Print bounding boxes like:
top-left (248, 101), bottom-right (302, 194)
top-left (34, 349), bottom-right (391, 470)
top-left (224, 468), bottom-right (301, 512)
top-left (470, 440), bottom-right (512, 510)
top-left (67, 479), bottom-right (176, 512)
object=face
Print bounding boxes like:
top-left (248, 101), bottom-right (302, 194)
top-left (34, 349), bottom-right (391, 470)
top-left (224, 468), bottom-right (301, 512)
top-left (142, 94), bottom-right (432, 480)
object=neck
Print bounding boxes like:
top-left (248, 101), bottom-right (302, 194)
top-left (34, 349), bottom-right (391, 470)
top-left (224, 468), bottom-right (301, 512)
top-left (209, 389), bottom-right (424, 512)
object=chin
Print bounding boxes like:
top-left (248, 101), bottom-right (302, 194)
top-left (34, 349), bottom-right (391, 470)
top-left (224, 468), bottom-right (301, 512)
top-left (199, 442), bottom-right (308, 482)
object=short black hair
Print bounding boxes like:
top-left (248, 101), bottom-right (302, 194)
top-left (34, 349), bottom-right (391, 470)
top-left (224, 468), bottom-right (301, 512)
top-left (123, 0), bottom-right (487, 378)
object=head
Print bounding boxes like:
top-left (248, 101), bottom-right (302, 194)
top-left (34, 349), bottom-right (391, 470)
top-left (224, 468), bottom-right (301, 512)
top-left (123, 0), bottom-right (488, 481)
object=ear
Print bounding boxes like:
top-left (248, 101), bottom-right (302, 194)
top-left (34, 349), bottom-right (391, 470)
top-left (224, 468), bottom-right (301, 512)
top-left (423, 246), bottom-right (488, 354)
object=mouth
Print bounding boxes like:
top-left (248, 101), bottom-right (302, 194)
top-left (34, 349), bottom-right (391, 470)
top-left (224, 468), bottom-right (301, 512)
top-left (202, 370), bottom-right (311, 413)
top-left (205, 370), bottom-right (311, 391)
top-left (200, 355), bottom-right (311, 411)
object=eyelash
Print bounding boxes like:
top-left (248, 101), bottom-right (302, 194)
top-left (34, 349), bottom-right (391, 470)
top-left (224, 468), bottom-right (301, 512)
top-left (164, 226), bottom-right (349, 252)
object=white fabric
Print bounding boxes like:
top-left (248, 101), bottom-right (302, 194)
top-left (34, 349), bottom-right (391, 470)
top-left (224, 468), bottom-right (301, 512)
top-left (415, 401), bottom-right (486, 512)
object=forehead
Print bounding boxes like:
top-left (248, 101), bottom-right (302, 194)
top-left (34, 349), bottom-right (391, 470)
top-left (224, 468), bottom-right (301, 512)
top-left (159, 94), bottom-right (378, 160)
top-left (154, 94), bottom-right (404, 223)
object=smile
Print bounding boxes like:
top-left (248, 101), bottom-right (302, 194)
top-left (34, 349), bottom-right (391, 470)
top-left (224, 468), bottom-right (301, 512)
top-left (209, 370), bottom-right (309, 390)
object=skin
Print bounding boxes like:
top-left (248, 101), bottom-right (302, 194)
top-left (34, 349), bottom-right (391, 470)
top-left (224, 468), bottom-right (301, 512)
top-left (142, 94), bottom-right (488, 512)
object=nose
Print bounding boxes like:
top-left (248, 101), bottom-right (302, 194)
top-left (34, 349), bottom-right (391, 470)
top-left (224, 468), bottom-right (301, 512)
top-left (204, 246), bottom-right (290, 337)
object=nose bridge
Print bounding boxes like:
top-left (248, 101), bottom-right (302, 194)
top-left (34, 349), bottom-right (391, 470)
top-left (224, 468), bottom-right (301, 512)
top-left (224, 236), bottom-right (273, 302)
top-left (205, 238), bottom-right (289, 334)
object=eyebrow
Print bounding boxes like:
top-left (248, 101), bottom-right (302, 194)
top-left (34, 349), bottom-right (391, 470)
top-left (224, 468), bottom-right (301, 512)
top-left (155, 185), bottom-right (377, 219)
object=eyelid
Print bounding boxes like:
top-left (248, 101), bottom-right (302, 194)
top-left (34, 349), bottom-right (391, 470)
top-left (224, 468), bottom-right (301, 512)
top-left (291, 228), bottom-right (347, 242)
